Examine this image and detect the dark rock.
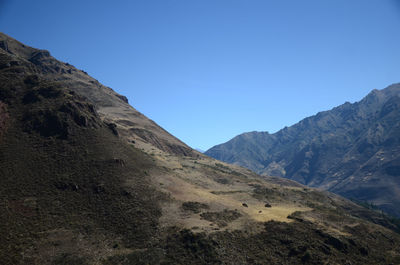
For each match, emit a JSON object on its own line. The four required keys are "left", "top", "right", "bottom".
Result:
{"left": 324, "top": 235, "right": 347, "bottom": 252}
{"left": 106, "top": 122, "right": 118, "bottom": 136}
{"left": 116, "top": 94, "right": 129, "bottom": 103}
{"left": 29, "top": 50, "right": 51, "bottom": 64}
{"left": 0, "top": 40, "right": 9, "bottom": 52}
{"left": 73, "top": 114, "right": 87, "bottom": 127}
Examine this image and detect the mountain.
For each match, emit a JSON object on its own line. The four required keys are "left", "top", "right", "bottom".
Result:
{"left": 206, "top": 84, "right": 400, "bottom": 217}
{"left": 1, "top": 32, "right": 400, "bottom": 264}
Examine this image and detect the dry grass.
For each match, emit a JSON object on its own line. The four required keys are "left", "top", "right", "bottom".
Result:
{"left": 132, "top": 145, "right": 313, "bottom": 233}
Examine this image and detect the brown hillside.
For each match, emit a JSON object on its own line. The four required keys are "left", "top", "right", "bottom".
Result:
{"left": 0, "top": 32, "right": 400, "bottom": 264}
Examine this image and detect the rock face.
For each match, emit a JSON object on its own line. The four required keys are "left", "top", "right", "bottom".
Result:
{"left": 206, "top": 83, "right": 400, "bottom": 217}
{"left": 1, "top": 32, "right": 400, "bottom": 264}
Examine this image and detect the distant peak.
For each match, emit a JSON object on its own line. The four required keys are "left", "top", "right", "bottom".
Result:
{"left": 195, "top": 148, "right": 205, "bottom": 153}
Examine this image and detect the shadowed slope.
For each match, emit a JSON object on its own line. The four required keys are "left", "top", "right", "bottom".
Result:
{"left": 0, "top": 64, "right": 164, "bottom": 263}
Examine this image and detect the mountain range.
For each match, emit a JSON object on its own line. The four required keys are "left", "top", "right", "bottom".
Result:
{"left": 206, "top": 83, "right": 400, "bottom": 217}
{"left": 1, "top": 32, "right": 400, "bottom": 264}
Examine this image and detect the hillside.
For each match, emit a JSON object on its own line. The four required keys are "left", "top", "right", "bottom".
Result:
{"left": 1, "top": 32, "right": 400, "bottom": 264}
{"left": 206, "top": 84, "right": 400, "bottom": 217}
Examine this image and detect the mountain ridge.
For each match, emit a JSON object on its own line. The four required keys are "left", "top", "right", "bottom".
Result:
{"left": 0, "top": 32, "right": 197, "bottom": 158}
{"left": 206, "top": 83, "right": 400, "bottom": 217}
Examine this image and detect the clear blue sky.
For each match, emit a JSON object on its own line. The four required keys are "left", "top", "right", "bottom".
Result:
{"left": 1, "top": 0, "right": 399, "bottom": 150}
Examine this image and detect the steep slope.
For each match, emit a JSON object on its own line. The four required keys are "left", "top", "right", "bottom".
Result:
{"left": 1, "top": 32, "right": 400, "bottom": 264}
{"left": 206, "top": 84, "right": 400, "bottom": 217}
{"left": 0, "top": 33, "right": 196, "bottom": 157}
